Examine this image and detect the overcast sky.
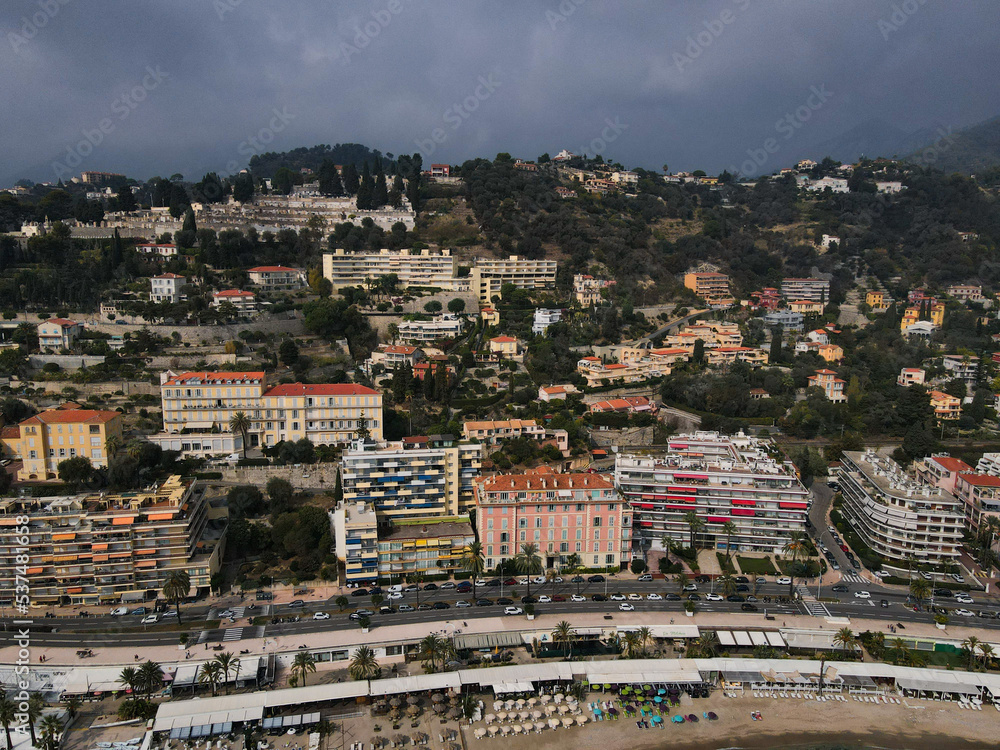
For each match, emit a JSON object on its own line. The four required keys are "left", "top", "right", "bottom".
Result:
{"left": 2, "top": 0, "right": 999, "bottom": 186}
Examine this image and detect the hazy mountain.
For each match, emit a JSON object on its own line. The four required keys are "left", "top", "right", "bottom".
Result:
{"left": 905, "top": 115, "right": 1000, "bottom": 174}
{"left": 809, "top": 118, "right": 937, "bottom": 164}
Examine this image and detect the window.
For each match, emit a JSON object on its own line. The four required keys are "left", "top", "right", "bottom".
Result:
{"left": 487, "top": 532, "right": 493, "bottom": 543}
{"left": 593, "top": 529, "right": 600, "bottom": 540}
{"left": 519, "top": 531, "right": 526, "bottom": 542}
{"left": 89, "top": 425, "right": 100, "bottom": 434}
{"left": 534, "top": 518, "right": 542, "bottom": 528}
{"left": 499, "top": 532, "right": 508, "bottom": 543}
{"left": 576, "top": 504, "right": 584, "bottom": 512}
{"left": 593, "top": 517, "right": 602, "bottom": 527}
{"left": 547, "top": 504, "right": 556, "bottom": 512}
{"left": 576, "top": 542, "right": 582, "bottom": 552}
{"left": 501, "top": 519, "right": 508, "bottom": 530}
{"left": 605, "top": 553, "right": 615, "bottom": 564}
{"left": 518, "top": 518, "right": 527, "bottom": 528}
{"left": 486, "top": 519, "right": 493, "bottom": 530}
{"left": 608, "top": 516, "right": 615, "bottom": 526}
{"left": 560, "top": 542, "right": 568, "bottom": 553}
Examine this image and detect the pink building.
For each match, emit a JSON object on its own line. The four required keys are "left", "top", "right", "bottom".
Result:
{"left": 914, "top": 454, "right": 973, "bottom": 495}
{"left": 953, "top": 472, "right": 1000, "bottom": 537}
{"left": 474, "top": 467, "right": 631, "bottom": 571}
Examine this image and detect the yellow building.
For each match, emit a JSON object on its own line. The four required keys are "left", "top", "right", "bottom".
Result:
{"left": 865, "top": 290, "right": 888, "bottom": 310}
{"left": 683, "top": 272, "right": 734, "bottom": 307}
{"left": 0, "top": 475, "right": 224, "bottom": 605}
{"left": 488, "top": 335, "right": 521, "bottom": 357}
{"left": 789, "top": 299, "right": 824, "bottom": 314}
{"left": 929, "top": 390, "right": 961, "bottom": 422}
{"left": 260, "top": 383, "right": 383, "bottom": 446}
{"left": 900, "top": 303, "right": 945, "bottom": 331}
{"left": 11, "top": 407, "right": 123, "bottom": 482}
{"left": 160, "top": 371, "right": 267, "bottom": 438}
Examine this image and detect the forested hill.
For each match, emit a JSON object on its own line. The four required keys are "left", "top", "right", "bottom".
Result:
{"left": 905, "top": 115, "right": 1000, "bottom": 175}
{"left": 248, "top": 143, "right": 397, "bottom": 177}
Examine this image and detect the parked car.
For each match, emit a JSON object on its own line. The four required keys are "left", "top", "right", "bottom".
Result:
{"left": 647, "top": 593, "right": 663, "bottom": 601}
{"left": 475, "top": 598, "right": 493, "bottom": 606}
{"left": 666, "top": 593, "right": 682, "bottom": 601}
{"left": 775, "top": 577, "right": 792, "bottom": 585}
{"left": 609, "top": 593, "right": 626, "bottom": 601}
{"left": 537, "top": 595, "right": 552, "bottom": 603}
{"left": 954, "top": 608, "right": 975, "bottom": 617}
{"left": 705, "top": 593, "right": 723, "bottom": 602}
{"left": 637, "top": 573, "right": 653, "bottom": 582}
{"left": 454, "top": 600, "right": 471, "bottom": 608}
{"left": 140, "top": 614, "right": 158, "bottom": 624}
{"left": 399, "top": 604, "right": 415, "bottom": 612}
{"left": 726, "top": 594, "right": 745, "bottom": 602}
{"left": 423, "top": 583, "right": 438, "bottom": 591}
{"left": 110, "top": 606, "right": 128, "bottom": 616}
{"left": 131, "top": 607, "right": 148, "bottom": 616}
{"left": 350, "top": 588, "right": 369, "bottom": 597}
{"left": 386, "top": 592, "right": 403, "bottom": 600}
{"left": 520, "top": 596, "right": 537, "bottom": 604}
{"left": 591, "top": 594, "right": 608, "bottom": 602}
{"left": 432, "top": 601, "right": 450, "bottom": 610}
{"left": 740, "top": 603, "right": 758, "bottom": 612}
{"left": 379, "top": 605, "right": 396, "bottom": 614}
{"left": 627, "top": 593, "right": 643, "bottom": 601}
{"left": 496, "top": 598, "right": 514, "bottom": 606}
{"left": 683, "top": 583, "right": 698, "bottom": 591}
{"left": 439, "top": 581, "right": 456, "bottom": 589}
{"left": 551, "top": 595, "right": 566, "bottom": 602}
{"left": 588, "top": 575, "right": 605, "bottom": 583}
{"left": 951, "top": 573, "right": 966, "bottom": 583}
{"left": 417, "top": 603, "right": 433, "bottom": 611}
{"left": 288, "top": 600, "right": 305, "bottom": 608}
{"left": 570, "top": 594, "right": 586, "bottom": 602}
{"left": 349, "top": 609, "right": 374, "bottom": 619}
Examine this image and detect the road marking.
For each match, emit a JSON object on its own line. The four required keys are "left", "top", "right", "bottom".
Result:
{"left": 222, "top": 627, "right": 243, "bottom": 641}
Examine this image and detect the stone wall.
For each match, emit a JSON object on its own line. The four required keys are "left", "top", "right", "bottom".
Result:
{"left": 220, "top": 463, "right": 340, "bottom": 489}
{"left": 29, "top": 354, "right": 106, "bottom": 371}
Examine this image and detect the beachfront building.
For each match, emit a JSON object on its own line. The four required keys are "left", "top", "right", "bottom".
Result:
{"left": 781, "top": 277, "right": 830, "bottom": 304}
{"left": 573, "top": 274, "right": 616, "bottom": 305}
{"left": 247, "top": 265, "right": 304, "bottom": 291}
{"left": 838, "top": 450, "right": 965, "bottom": 566}
{"left": 37, "top": 318, "right": 83, "bottom": 351}
{"left": 615, "top": 432, "right": 810, "bottom": 553}
{"left": 331, "top": 501, "right": 379, "bottom": 586}
{"left": 683, "top": 272, "right": 734, "bottom": 307}
{"left": 11, "top": 407, "right": 123, "bottom": 481}
{"left": 0, "top": 475, "right": 224, "bottom": 606}
{"left": 322, "top": 247, "right": 461, "bottom": 291}
{"left": 377, "top": 517, "right": 476, "bottom": 579}
{"left": 340, "top": 436, "right": 483, "bottom": 520}
{"left": 474, "top": 466, "right": 631, "bottom": 571}
{"left": 396, "top": 313, "right": 465, "bottom": 343}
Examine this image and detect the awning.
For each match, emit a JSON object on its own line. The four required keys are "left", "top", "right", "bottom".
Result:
{"left": 765, "top": 632, "right": 787, "bottom": 648}
{"left": 52, "top": 533, "right": 75, "bottom": 541}
{"left": 733, "top": 631, "right": 753, "bottom": 647}
{"left": 454, "top": 631, "right": 524, "bottom": 650}
{"left": 113, "top": 517, "right": 136, "bottom": 526}
{"left": 896, "top": 677, "right": 980, "bottom": 695}
{"left": 120, "top": 591, "right": 147, "bottom": 602}
{"left": 148, "top": 513, "right": 175, "bottom": 521}
{"left": 749, "top": 632, "right": 769, "bottom": 647}
{"left": 493, "top": 681, "right": 534, "bottom": 694}
{"left": 717, "top": 631, "right": 736, "bottom": 647}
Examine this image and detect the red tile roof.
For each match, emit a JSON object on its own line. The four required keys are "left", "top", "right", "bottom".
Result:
{"left": 959, "top": 473, "right": 1000, "bottom": 487}
{"left": 263, "top": 383, "right": 379, "bottom": 397}
{"left": 43, "top": 318, "right": 78, "bottom": 327}
{"left": 248, "top": 265, "right": 297, "bottom": 273}
{"left": 163, "top": 371, "right": 265, "bottom": 386}
{"left": 930, "top": 456, "right": 972, "bottom": 473}
{"left": 479, "top": 469, "right": 613, "bottom": 492}
{"left": 490, "top": 336, "right": 518, "bottom": 343}
{"left": 214, "top": 289, "right": 254, "bottom": 298}
{"left": 154, "top": 273, "right": 184, "bottom": 279}
{"left": 21, "top": 409, "right": 119, "bottom": 426}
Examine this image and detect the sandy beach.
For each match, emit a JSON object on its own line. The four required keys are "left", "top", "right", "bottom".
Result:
{"left": 439, "top": 691, "right": 998, "bottom": 750}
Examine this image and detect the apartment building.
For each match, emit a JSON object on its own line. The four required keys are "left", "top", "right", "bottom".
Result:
{"left": 331, "top": 501, "right": 379, "bottom": 585}
{"left": 750, "top": 288, "right": 782, "bottom": 311}
{"left": 150, "top": 273, "right": 185, "bottom": 304}
{"left": 865, "top": 290, "right": 889, "bottom": 310}
{"left": 807, "top": 369, "right": 847, "bottom": 402}
{"left": 589, "top": 396, "right": 657, "bottom": 415}
{"left": 429, "top": 164, "right": 450, "bottom": 178}
{"left": 259, "top": 383, "right": 382, "bottom": 445}
{"left": 788, "top": 299, "right": 824, "bottom": 315}
{"left": 160, "top": 371, "right": 267, "bottom": 440}
{"left": 212, "top": 289, "right": 256, "bottom": 315}
{"left": 397, "top": 313, "right": 465, "bottom": 343}
{"left": 953, "top": 472, "right": 1000, "bottom": 538}
{"left": 615, "top": 432, "right": 810, "bottom": 553}
{"left": 0, "top": 475, "right": 224, "bottom": 605}
{"left": 462, "top": 419, "right": 544, "bottom": 444}
{"left": 468, "top": 255, "right": 558, "bottom": 303}
{"left": 322, "top": 248, "right": 460, "bottom": 291}
{"left": 946, "top": 284, "right": 984, "bottom": 302}
{"left": 683, "top": 272, "right": 734, "bottom": 307}
{"left": 573, "top": 274, "right": 615, "bottom": 305}
{"left": 838, "top": 450, "right": 965, "bottom": 565}
{"left": 377, "top": 517, "right": 475, "bottom": 579}
{"left": 705, "top": 347, "right": 769, "bottom": 367}
{"left": 341, "top": 437, "right": 482, "bottom": 520}
{"left": 913, "top": 454, "right": 973, "bottom": 495}
{"left": 664, "top": 322, "right": 742, "bottom": 350}
{"left": 136, "top": 243, "right": 178, "bottom": 259}
{"left": 762, "top": 309, "right": 804, "bottom": 331}
{"left": 474, "top": 466, "right": 631, "bottom": 571}
{"left": 532, "top": 308, "right": 563, "bottom": 335}
{"left": 781, "top": 277, "right": 830, "bottom": 304}
{"left": 365, "top": 344, "right": 423, "bottom": 374}
{"left": 929, "top": 390, "right": 962, "bottom": 422}
{"left": 576, "top": 356, "right": 673, "bottom": 387}
{"left": 247, "top": 266, "right": 304, "bottom": 291}
{"left": 897, "top": 368, "right": 926, "bottom": 387}
{"left": 37, "top": 318, "right": 82, "bottom": 351}
{"left": 942, "top": 355, "right": 979, "bottom": 384}
{"left": 12, "top": 407, "right": 123, "bottom": 481}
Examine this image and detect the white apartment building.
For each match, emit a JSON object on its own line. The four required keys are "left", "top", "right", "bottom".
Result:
{"left": 322, "top": 248, "right": 461, "bottom": 291}
{"left": 838, "top": 450, "right": 965, "bottom": 566}
{"left": 532, "top": 308, "right": 563, "bottom": 335}
{"left": 212, "top": 289, "right": 257, "bottom": 315}
{"left": 781, "top": 277, "right": 830, "bottom": 304}
{"left": 468, "top": 255, "right": 558, "bottom": 302}
{"left": 137, "top": 243, "right": 178, "bottom": 259}
{"left": 397, "top": 313, "right": 465, "bottom": 343}
{"left": 150, "top": 273, "right": 185, "bottom": 303}
{"left": 615, "top": 432, "right": 810, "bottom": 553}
{"left": 247, "top": 266, "right": 304, "bottom": 291}
{"left": 37, "top": 318, "right": 83, "bottom": 351}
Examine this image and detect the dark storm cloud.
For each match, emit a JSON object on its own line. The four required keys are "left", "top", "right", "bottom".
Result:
{"left": 1, "top": 0, "right": 998, "bottom": 185}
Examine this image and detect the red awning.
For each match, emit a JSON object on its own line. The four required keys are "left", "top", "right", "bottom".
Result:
{"left": 731, "top": 499, "right": 756, "bottom": 506}
{"left": 731, "top": 508, "right": 755, "bottom": 517}
{"left": 779, "top": 502, "right": 808, "bottom": 509}
{"left": 706, "top": 516, "right": 728, "bottom": 523}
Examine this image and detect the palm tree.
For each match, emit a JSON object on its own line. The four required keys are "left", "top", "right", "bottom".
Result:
{"left": 418, "top": 634, "right": 447, "bottom": 673}
{"left": 137, "top": 660, "right": 163, "bottom": 700}
{"left": 694, "top": 632, "right": 718, "bottom": 658}
{"left": 26, "top": 692, "right": 44, "bottom": 746}
{"left": 890, "top": 637, "right": 909, "bottom": 666}
{"left": 552, "top": 621, "right": 577, "bottom": 658}
{"left": 348, "top": 646, "right": 380, "bottom": 681}
{"left": 125, "top": 440, "right": 144, "bottom": 460}
{"left": 673, "top": 572, "right": 690, "bottom": 596}
{"left": 515, "top": 543, "right": 542, "bottom": 599}
{"left": 565, "top": 553, "right": 583, "bottom": 595}
{"left": 198, "top": 661, "right": 223, "bottom": 696}
{"left": 621, "top": 632, "right": 643, "bottom": 659}
{"left": 229, "top": 411, "right": 251, "bottom": 459}
{"left": 717, "top": 574, "right": 738, "bottom": 597}
{"left": 105, "top": 434, "right": 123, "bottom": 458}
{"left": 721, "top": 520, "right": 738, "bottom": 565}
{"left": 0, "top": 691, "right": 13, "bottom": 750}
{"left": 291, "top": 652, "right": 317, "bottom": 687}
{"left": 163, "top": 570, "right": 191, "bottom": 624}
{"left": 962, "top": 636, "right": 982, "bottom": 671}
{"left": 909, "top": 578, "right": 931, "bottom": 608}
{"left": 683, "top": 511, "right": 704, "bottom": 550}
{"left": 461, "top": 541, "right": 486, "bottom": 602}
{"left": 214, "top": 652, "right": 240, "bottom": 695}
{"left": 978, "top": 642, "right": 995, "bottom": 669}
{"left": 64, "top": 696, "right": 81, "bottom": 721}
{"left": 637, "top": 626, "right": 653, "bottom": 656}
{"left": 782, "top": 531, "right": 808, "bottom": 596}
{"left": 833, "top": 627, "right": 856, "bottom": 658}
{"left": 39, "top": 715, "right": 64, "bottom": 750}
{"left": 118, "top": 666, "right": 139, "bottom": 693}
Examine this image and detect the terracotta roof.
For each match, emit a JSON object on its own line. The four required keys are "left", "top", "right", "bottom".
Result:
{"left": 959, "top": 473, "right": 1000, "bottom": 487}
{"left": 42, "top": 318, "right": 78, "bottom": 327}
{"left": 381, "top": 345, "right": 417, "bottom": 355}
{"left": 154, "top": 273, "right": 184, "bottom": 279}
{"left": 814, "top": 369, "right": 838, "bottom": 375}
{"left": 541, "top": 386, "right": 567, "bottom": 394}
{"left": 480, "top": 469, "right": 614, "bottom": 493}
{"left": 1, "top": 425, "right": 20, "bottom": 439}
{"left": 928, "top": 390, "right": 958, "bottom": 401}
{"left": 930, "top": 456, "right": 972, "bottom": 473}
{"left": 490, "top": 336, "right": 518, "bottom": 343}
{"left": 248, "top": 265, "right": 297, "bottom": 273}
{"left": 163, "top": 371, "right": 265, "bottom": 386}
{"left": 214, "top": 289, "right": 254, "bottom": 298}
{"left": 264, "top": 383, "right": 379, "bottom": 397}
{"left": 21, "top": 409, "right": 119, "bottom": 426}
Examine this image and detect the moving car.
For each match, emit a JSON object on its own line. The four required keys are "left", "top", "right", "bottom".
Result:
{"left": 399, "top": 604, "right": 415, "bottom": 612}
{"left": 831, "top": 584, "right": 849, "bottom": 593}
{"left": 454, "top": 600, "right": 471, "bottom": 608}
{"left": 570, "top": 594, "right": 586, "bottom": 602}
{"left": 110, "top": 606, "right": 128, "bottom": 616}
{"left": 954, "top": 608, "right": 974, "bottom": 617}
{"left": 140, "top": 614, "right": 158, "bottom": 624}
{"left": 619, "top": 603, "right": 635, "bottom": 611}
{"left": 610, "top": 593, "right": 626, "bottom": 601}
{"left": 683, "top": 583, "right": 698, "bottom": 591}
{"left": 646, "top": 593, "right": 663, "bottom": 601}
{"left": 475, "top": 599, "right": 493, "bottom": 607}
{"left": 588, "top": 575, "right": 605, "bottom": 583}
{"left": 387, "top": 592, "right": 403, "bottom": 600}
{"left": 288, "top": 600, "right": 305, "bottom": 608}
{"left": 439, "top": 581, "right": 456, "bottom": 589}
{"left": 591, "top": 594, "right": 608, "bottom": 602}
{"left": 705, "top": 593, "right": 723, "bottom": 602}
{"left": 775, "top": 577, "right": 792, "bottom": 585}
{"left": 313, "top": 611, "right": 330, "bottom": 620}
{"left": 628, "top": 593, "right": 643, "bottom": 601}
{"left": 350, "top": 588, "right": 369, "bottom": 597}
{"left": 740, "top": 603, "right": 758, "bottom": 612}
{"left": 349, "top": 609, "right": 375, "bottom": 619}
{"left": 503, "top": 606, "right": 523, "bottom": 616}
{"left": 637, "top": 573, "right": 653, "bottom": 582}
{"left": 854, "top": 591, "right": 871, "bottom": 599}
{"left": 537, "top": 595, "right": 552, "bottom": 603}
{"left": 433, "top": 601, "right": 450, "bottom": 609}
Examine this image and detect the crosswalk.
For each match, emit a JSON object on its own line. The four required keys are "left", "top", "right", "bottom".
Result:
{"left": 840, "top": 572, "right": 866, "bottom": 584}
{"left": 803, "top": 600, "right": 831, "bottom": 617}
{"left": 208, "top": 606, "right": 247, "bottom": 620}
{"left": 222, "top": 627, "right": 243, "bottom": 641}
{"left": 194, "top": 625, "right": 265, "bottom": 644}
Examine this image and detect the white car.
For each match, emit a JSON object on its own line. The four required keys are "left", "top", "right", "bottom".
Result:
{"left": 873, "top": 570, "right": 887, "bottom": 578}
{"left": 475, "top": 579, "right": 487, "bottom": 587}
{"left": 776, "top": 577, "right": 792, "bottom": 585}
{"left": 532, "top": 576, "right": 547, "bottom": 584}
{"left": 610, "top": 593, "right": 626, "bottom": 601}
{"left": 537, "top": 595, "right": 552, "bottom": 603}
{"left": 954, "top": 596, "right": 974, "bottom": 605}
{"left": 627, "top": 593, "right": 643, "bottom": 601}
{"left": 705, "top": 593, "right": 723, "bottom": 602}
{"left": 683, "top": 583, "right": 698, "bottom": 591}
{"left": 110, "top": 606, "right": 128, "bottom": 616}
{"left": 141, "top": 614, "right": 158, "bottom": 624}
{"left": 619, "top": 603, "right": 635, "bottom": 611}
{"left": 570, "top": 594, "right": 586, "bottom": 602}
{"left": 646, "top": 593, "right": 663, "bottom": 601}
{"left": 387, "top": 584, "right": 403, "bottom": 594}
{"left": 516, "top": 577, "right": 529, "bottom": 585}
{"left": 313, "top": 611, "right": 330, "bottom": 620}
{"left": 828, "top": 526, "right": 836, "bottom": 534}
{"left": 503, "top": 606, "right": 523, "bottom": 616}
{"left": 854, "top": 591, "right": 871, "bottom": 599}
{"left": 454, "top": 600, "right": 471, "bottom": 608}
{"left": 954, "top": 608, "right": 975, "bottom": 617}
{"left": 551, "top": 577, "right": 563, "bottom": 583}
{"left": 386, "top": 592, "right": 403, "bottom": 600}
{"left": 951, "top": 573, "right": 966, "bottom": 583}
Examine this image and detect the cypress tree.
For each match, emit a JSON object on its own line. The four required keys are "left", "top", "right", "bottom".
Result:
{"left": 373, "top": 173, "right": 388, "bottom": 208}
{"left": 356, "top": 162, "right": 373, "bottom": 210}
{"left": 341, "top": 163, "right": 360, "bottom": 195}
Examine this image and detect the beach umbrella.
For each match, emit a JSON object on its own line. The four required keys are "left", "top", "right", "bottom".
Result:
{"left": 447, "top": 708, "right": 461, "bottom": 719}
{"left": 433, "top": 694, "right": 445, "bottom": 703}
{"left": 554, "top": 693, "right": 564, "bottom": 702}
{"left": 433, "top": 704, "right": 445, "bottom": 714}
{"left": 487, "top": 726, "right": 499, "bottom": 737}
{"left": 496, "top": 711, "right": 507, "bottom": 722}
{"left": 473, "top": 729, "right": 486, "bottom": 740}
{"left": 527, "top": 697, "right": 538, "bottom": 707}
{"left": 530, "top": 710, "right": 542, "bottom": 720}
{"left": 407, "top": 705, "right": 420, "bottom": 716}
{"left": 653, "top": 696, "right": 662, "bottom": 704}
{"left": 575, "top": 715, "right": 588, "bottom": 726}
{"left": 510, "top": 725, "right": 521, "bottom": 735}
{"left": 484, "top": 715, "right": 495, "bottom": 725}
{"left": 390, "top": 698, "right": 403, "bottom": 708}
{"left": 492, "top": 701, "right": 503, "bottom": 711}
{"left": 516, "top": 699, "right": 526, "bottom": 708}
{"left": 533, "top": 722, "right": 546, "bottom": 733}
{"left": 407, "top": 695, "right": 420, "bottom": 705}
{"left": 561, "top": 717, "right": 574, "bottom": 728}
{"left": 504, "top": 700, "right": 514, "bottom": 711}
{"left": 544, "top": 705, "right": 557, "bottom": 715}
{"left": 547, "top": 719, "right": 559, "bottom": 730}
{"left": 557, "top": 705, "right": 569, "bottom": 715}
{"left": 499, "top": 726, "right": 511, "bottom": 736}
{"left": 539, "top": 695, "right": 551, "bottom": 704}
{"left": 393, "top": 735, "right": 408, "bottom": 746}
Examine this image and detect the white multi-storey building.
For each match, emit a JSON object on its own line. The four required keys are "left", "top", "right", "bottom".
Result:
{"left": 322, "top": 248, "right": 462, "bottom": 291}
{"left": 532, "top": 308, "right": 563, "bottom": 335}
{"left": 150, "top": 273, "right": 185, "bottom": 303}
{"left": 397, "top": 313, "right": 465, "bottom": 343}
{"left": 615, "top": 432, "right": 810, "bottom": 553}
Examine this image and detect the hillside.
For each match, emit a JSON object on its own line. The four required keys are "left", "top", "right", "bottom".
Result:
{"left": 905, "top": 115, "right": 1000, "bottom": 174}
{"left": 247, "top": 143, "right": 397, "bottom": 177}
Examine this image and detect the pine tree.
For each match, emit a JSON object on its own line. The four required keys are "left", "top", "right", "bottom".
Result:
{"left": 406, "top": 175, "right": 421, "bottom": 212}
{"left": 389, "top": 174, "right": 405, "bottom": 207}
{"left": 769, "top": 325, "right": 783, "bottom": 363}
{"left": 110, "top": 229, "right": 124, "bottom": 267}
{"left": 117, "top": 184, "right": 137, "bottom": 212}
{"left": 341, "top": 163, "right": 360, "bottom": 195}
